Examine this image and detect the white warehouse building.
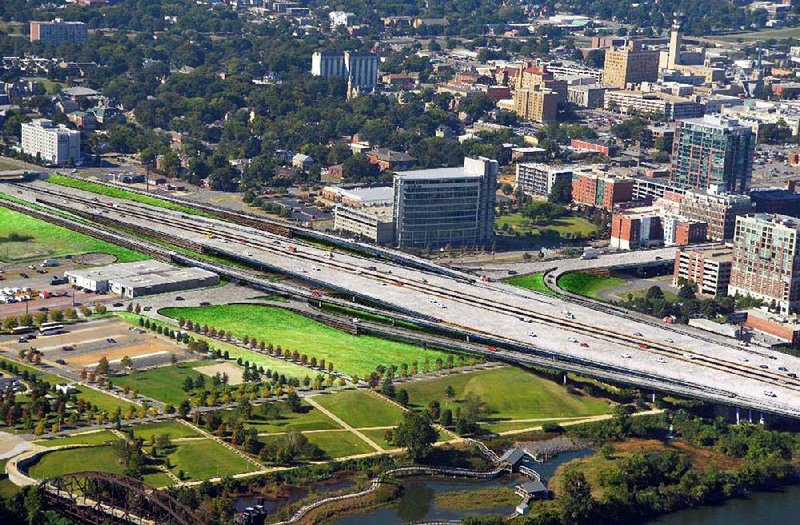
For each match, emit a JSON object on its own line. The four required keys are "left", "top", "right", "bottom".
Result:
{"left": 64, "top": 260, "right": 219, "bottom": 298}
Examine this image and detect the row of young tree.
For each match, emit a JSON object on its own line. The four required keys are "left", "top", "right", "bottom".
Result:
{"left": 0, "top": 304, "right": 107, "bottom": 331}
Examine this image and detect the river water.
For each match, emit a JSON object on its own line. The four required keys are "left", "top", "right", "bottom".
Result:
{"left": 647, "top": 484, "right": 800, "bottom": 525}
{"left": 333, "top": 449, "right": 594, "bottom": 525}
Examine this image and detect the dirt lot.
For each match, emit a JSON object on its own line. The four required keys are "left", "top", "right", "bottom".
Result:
{"left": 194, "top": 362, "right": 244, "bottom": 385}
{"left": 0, "top": 318, "right": 190, "bottom": 372}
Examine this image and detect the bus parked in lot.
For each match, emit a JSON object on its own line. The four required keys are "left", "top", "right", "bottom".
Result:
{"left": 38, "top": 322, "right": 65, "bottom": 336}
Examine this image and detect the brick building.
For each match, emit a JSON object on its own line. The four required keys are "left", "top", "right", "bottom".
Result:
{"left": 673, "top": 245, "right": 732, "bottom": 296}
{"left": 571, "top": 168, "right": 634, "bottom": 211}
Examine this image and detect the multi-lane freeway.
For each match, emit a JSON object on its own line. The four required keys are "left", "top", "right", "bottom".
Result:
{"left": 6, "top": 180, "right": 800, "bottom": 418}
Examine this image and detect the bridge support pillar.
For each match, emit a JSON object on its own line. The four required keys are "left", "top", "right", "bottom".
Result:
{"left": 736, "top": 407, "right": 740, "bottom": 425}
{"left": 759, "top": 411, "right": 765, "bottom": 426}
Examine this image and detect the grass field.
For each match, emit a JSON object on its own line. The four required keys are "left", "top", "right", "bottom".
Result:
{"left": 304, "top": 430, "right": 374, "bottom": 458}
{"left": 241, "top": 401, "right": 340, "bottom": 434}
{"left": 312, "top": 390, "right": 405, "bottom": 428}
{"left": 359, "top": 428, "right": 396, "bottom": 450}
{"left": 48, "top": 175, "right": 210, "bottom": 218}
{"left": 504, "top": 272, "right": 557, "bottom": 296}
{"left": 165, "top": 439, "right": 258, "bottom": 480}
{"left": 73, "top": 384, "right": 136, "bottom": 413}
{"left": 159, "top": 304, "right": 453, "bottom": 377}
{"left": 0, "top": 460, "right": 19, "bottom": 498}
{"left": 557, "top": 272, "right": 625, "bottom": 300}
{"left": 402, "top": 367, "right": 611, "bottom": 426}
{"left": 129, "top": 420, "right": 200, "bottom": 441}
{"left": 0, "top": 206, "right": 146, "bottom": 263}
{"left": 28, "top": 445, "right": 125, "bottom": 479}
{"left": 35, "top": 430, "right": 119, "bottom": 448}
{"left": 112, "top": 361, "right": 216, "bottom": 405}
{"left": 496, "top": 212, "right": 599, "bottom": 240}
{"left": 717, "top": 26, "right": 800, "bottom": 42}
{"left": 115, "top": 312, "right": 310, "bottom": 381}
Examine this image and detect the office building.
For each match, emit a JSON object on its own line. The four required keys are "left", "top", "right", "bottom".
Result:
{"left": 677, "top": 190, "right": 752, "bottom": 241}
{"left": 729, "top": 214, "right": 800, "bottom": 314}
{"left": 673, "top": 246, "right": 733, "bottom": 296}
{"left": 333, "top": 205, "right": 395, "bottom": 244}
{"left": 567, "top": 84, "right": 607, "bottom": 108}
{"left": 64, "top": 261, "right": 218, "bottom": 298}
{"left": 610, "top": 208, "right": 664, "bottom": 250}
{"left": 670, "top": 115, "right": 755, "bottom": 194}
{"left": 20, "top": 118, "right": 80, "bottom": 166}
{"left": 321, "top": 186, "right": 394, "bottom": 207}
{"left": 515, "top": 163, "right": 573, "bottom": 199}
{"left": 393, "top": 157, "right": 497, "bottom": 248}
{"left": 311, "top": 51, "right": 379, "bottom": 93}
{"left": 29, "top": 19, "right": 88, "bottom": 44}
{"left": 663, "top": 216, "right": 708, "bottom": 246}
{"left": 603, "top": 90, "right": 702, "bottom": 120}
{"left": 602, "top": 40, "right": 660, "bottom": 88}
{"left": 571, "top": 168, "right": 634, "bottom": 211}
{"left": 513, "top": 87, "right": 559, "bottom": 123}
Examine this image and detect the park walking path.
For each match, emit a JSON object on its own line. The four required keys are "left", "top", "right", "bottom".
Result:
{"left": 176, "top": 418, "right": 263, "bottom": 469}
{"left": 304, "top": 396, "right": 384, "bottom": 452}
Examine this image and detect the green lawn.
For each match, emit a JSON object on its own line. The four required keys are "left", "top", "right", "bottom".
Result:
{"left": 312, "top": 390, "right": 405, "bottom": 428}
{"left": 241, "top": 401, "right": 340, "bottom": 434}
{"left": 115, "top": 312, "right": 311, "bottom": 381}
{"left": 72, "top": 384, "right": 136, "bottom": 414}
{"left": 505, "top": 272, "right": 557, "bottom": 296}
{"left": 35, "top": 430, "right": 119, "bottom": 448}
{"left": 557, "top": 272, "right": 625, "bottom": 300}
{"left": 359, "top": 428, "right": 397, "bottom": 450}
{"left": 48, "top": 175, "right": 211, "bottom": 217}
{"left": 112, "top": 361, "right": 215, "bottom": 405}
{"left": 129, "top": 420, "right": 200, "bottom": 441}
{"left": 158, "top": 304, "right": 453, "bottom": 377}
{"left": 0, "top": 206, "right": 147, "bottom": 263}
{"left": 0, "top": 460, "right": 20, "bottom": 498}
{"left": 402, "top": 367, "right": 611, "bottom": 424}
{"left": 28, "top": 445, "right": 125, "bottom": 479}
{"left": 496, "top": 212, "right": 599, "bottom": 240}
{"left": 165, "top": 439, "right": 258, "bottom": 480}
{"left": 304, "top": 430, "right": 375, "bottom": 458}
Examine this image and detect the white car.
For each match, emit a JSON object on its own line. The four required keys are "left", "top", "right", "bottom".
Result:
{"left": 665, "top": 338, "right": 674, "bottom": 343}
{"left": 527, "top": 332, "right": 537, "bottom": 338}
{"left": 764, "top": 390, "right": 776, "bottom": 398}
{"left": 568, "top": 337, "right": 578, "bottom": 343}
{"left": 683, "top": 353, "right": 696, "bottom": 360}
{"left": 655, "top": 357, "right": 666, "bottom": 363}
{"left": 633, "top": 332, "right": 643, "bottom": 337}
{"left": 621, "top": 353, "right": 632, "bottom": 359}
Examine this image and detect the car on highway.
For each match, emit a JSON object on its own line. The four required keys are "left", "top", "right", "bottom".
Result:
{"left": 764, "top": 390, "right": 777, "bottom": 397}
{"left": 112, "top": 302, "right": 124, "bottom": 307}
{"left": 55, "top": 359, "right": 67, "bottom": 365}
{"left": 175, "top": 296, "right": 184, "bottom": 301}
{"left": 200, "top": 301, "right": 211, "bottom": 306}
{"left": 568, "top": 337, "right": 578, "bottom": 343}
{"left": 17, "top": 337, "right": 27, "bottom": 343}
{"left": 760, "top": 364, "right": 769, "bottom": 369}
{"left": 527, "top": 331, "right": 537, "bottom": 338}
{"left": 778, "top": 366, "right": 788, "bottom": 372}
{"left": 106, "top": 338, "right": 116, "bottom": 343}
{"left": 620, "top": 353, "right": 632, "bottom": 358}
{"left": 580, "top": 342, "right": 590, "bottom": 348}
{"left": 62, "top": 345, "right": 74, "bottom": 351}
{"left": 683, "top": 353, "right": 696, "bottom": 359}
{"left": 789, "top": 373, "right": 798, "bottom": 378}
{"left": 655, "top": 357, "right": 666, "bottom": 363}
{"left": 143, "top": 306, "right": 152, "bottom": 311}
{"left": 633, "top": 332, "right": 642, "bottom": 337}
{"left": 638, "top": 343, "right": 649, "bottom": 349}
{"left": 665, "top": 338, "right": 674, "bottom": 343}
{"left": 520, "top": 317, "right": 532, "bottom": 323}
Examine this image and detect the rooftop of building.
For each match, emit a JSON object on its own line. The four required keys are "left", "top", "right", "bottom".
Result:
{"left": 64, "top": 260, "right": 216, "bottom": 283}
{"left": 366, "top": 148, "right": 416, "bottom": 162}
{"left": 395, "top": 166, "right": 483, "bottom": 181}
{"left": 325, "top": 185, "right": 394, "bottom": 204}
{"left": 678, "top": 114, "right": 749, "bottom": 130}
{"left": 336, "top": 203, "right": 394, "bottom": 220}
{"left": 740, "top": 213, "right": 800, "bottom": 229}
{"left": 684, "top": 244, "right": 733, "bottom": 262}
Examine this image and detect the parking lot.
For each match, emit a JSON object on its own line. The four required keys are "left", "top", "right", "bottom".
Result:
{"left": 0, "top": 318, "right": 192, "bottom": 373}
{"left": 0, "top": 258, "right": 117, "bottom": 318}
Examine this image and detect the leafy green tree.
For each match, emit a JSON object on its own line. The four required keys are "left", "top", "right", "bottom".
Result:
{"left": 559, "top": 467, "right": 596, "bottom": 524}
{"left": 393, "top": 411, "right": 439, "bottom": 462}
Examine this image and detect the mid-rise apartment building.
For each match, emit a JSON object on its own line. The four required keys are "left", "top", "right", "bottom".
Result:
{"left": 677, "top": 190, "right": 753, "bottom": 241}
{"left": 729, "top": 214, "right": 800, "bottom": 314}
{"left": 311, "top": 51, "right": 379, "bottom": 93}
{"left": 602, "top": 40, "right": 660, "bottom": 88}
{"left": 567, "top": 84, "right": 607, "bottom": 108}
{"left": 673, "top": 246, "right": 733, "bottom": 296}
{"left": 30, "top": 19, "right": 88, "bottom": 44}
{"left": 610, "top": 208, "right": 664, "bottom": 250}
{"left": 571, "top": 168, "right": 634, "bottom": 211}
{"left": 514, "top": 65, "right": 567, "bottom": 101}
{"left": 515, "top": 163, "right": 573, "bottom": 199}
{"left": 670, "top": 115, "right": 754, "bottom": 194}
{"left": 513, "top": 87, "right": 559, "bottom": 123}
{"left": 20, "top": 118, "right": 80, "bottom": 165}
{"left": 393, "top": 157, "right": 497, "bottom": 248}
